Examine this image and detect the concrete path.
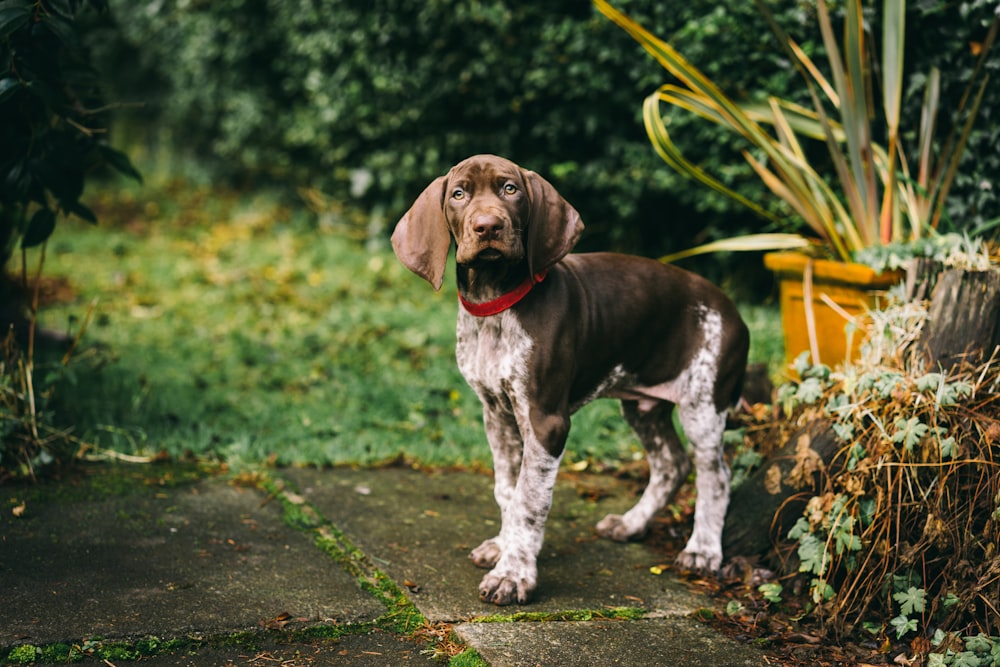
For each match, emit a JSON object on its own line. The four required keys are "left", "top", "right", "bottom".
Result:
{"left": 1, "top": 464, "right": 765, "bottom": 665}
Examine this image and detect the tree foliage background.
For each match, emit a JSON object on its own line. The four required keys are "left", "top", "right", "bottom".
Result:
{"left": 82, "top": 0, "right": 1000, "bottom": 283}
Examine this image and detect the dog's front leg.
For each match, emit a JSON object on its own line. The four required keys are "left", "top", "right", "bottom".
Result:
{"left": 470, "top": 405, "right": 522, "bottom": 570}
{"left": 478, "top": 413, "right": 566, "bottom": 605}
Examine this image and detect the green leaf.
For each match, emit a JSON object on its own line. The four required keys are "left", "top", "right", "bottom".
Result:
{"left": 835, "top": 524, "right": 861, "bottom": 554}
{"left": 858, "top": 498, "right": 876, "bottom": 526}
{"left": 40, "top": 14, "right": 83, "bottom": 55}
{"left": 916, "top": 373, "right": 943, "bottom": 392}
{"left": 892, "top": 417, "right": 928, "bottom": 453}
{"left": 940, "top": 436, "right": 957, "bottom": 459}
{"left": 63, "top": 200, "right": 96, "bottom": 224}
{"left": 890, "top": 613, "right": 918, "bottom": 639}
{"left": 926, "top": 653, "right": 947, "bottom": 667}
{"left": 796, "top": 377, "right": 824, "bottom": 404}
{"left": 939, "top": 381, "right": 972, "bottom": 407}
{"left": 21, "top": 207, "right": 56, "bottom": 248}
{"left": 0, "top": 5, "right": 30, "bottom": 41}
{"left": 951, "top": 652, "right": 982, "bottom": 667}
{"left": 787, "top": 516, "right": 811, "bottom": 540}
{"left": 44, "top": 0, "right": 76, "bottom": 19}
{"left": 758, "top": 582, "right": 783, "bottom": 603}
{"left": 99, "top": 146, "right": 143, "bottom": 183}
{"left": 658, "top": 233, "right": 811, "bottom": 264}
{"left": 797, "top": 533, "right": 829, "bottom": 576}
{"left": 964, "top": 634, "right": 992, "bottom": 654}
{"left": 810, "top": 578, "right": 835, "bottom": 603}
{"left": 892, "top": 586, "right": 926, "bottom": 615}
{"left": 0, "top": 76, "right": 18, "bottom": 104}
{"left": 832, "top": 421, "right": 854, "bottom": 442}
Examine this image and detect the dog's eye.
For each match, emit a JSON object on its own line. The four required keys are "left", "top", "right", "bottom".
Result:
{"left": 452, "top": 188, "right": 465, "bottom": 200}
{"left": 503, "top": 183, "right": 517, "bottom": 195}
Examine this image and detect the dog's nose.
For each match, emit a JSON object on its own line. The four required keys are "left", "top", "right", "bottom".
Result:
{"left": 472, "top": 214, "right": 504, "bottom": 240}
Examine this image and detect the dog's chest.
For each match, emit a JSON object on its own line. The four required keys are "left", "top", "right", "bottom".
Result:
{"left": 455, "top": 311, "right": 533, "bottom": 402}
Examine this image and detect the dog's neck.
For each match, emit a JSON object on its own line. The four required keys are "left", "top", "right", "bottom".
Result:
{"left": 456, "top": 261, "right": 532, "bottom": 305}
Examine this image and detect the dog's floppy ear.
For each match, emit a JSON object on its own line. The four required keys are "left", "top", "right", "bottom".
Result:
{"left": 391, "top": 175, "right": 451, "bottom": 291}
{"left": 521, "top": 168, "right": 584, "bottom": 276}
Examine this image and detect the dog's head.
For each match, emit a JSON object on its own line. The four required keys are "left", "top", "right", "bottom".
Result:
{"left": 391, "top": 154, "right": 583, "bottom": 290}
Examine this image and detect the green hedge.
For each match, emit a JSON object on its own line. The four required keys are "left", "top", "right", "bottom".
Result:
{"left": 92, "top": 0, "right": 999, "bottom": 274}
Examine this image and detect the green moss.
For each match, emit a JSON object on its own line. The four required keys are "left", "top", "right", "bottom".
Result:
{"left": 377, "top": 597, "right": 426, "bottom": 635}
{"left": 290, "top": 623, "right": 362, "bottom": 642}
{"left": 693, "top": 607, "right": 717, "bottom": 621}
{"left": 6, "top": 645, "right": 39, "bottom": 664}
{"left": 38, "top": 643, "right": 79, "bottom": 663}
{"left": 449, "top": 648, "right": 490, "bottom": 667}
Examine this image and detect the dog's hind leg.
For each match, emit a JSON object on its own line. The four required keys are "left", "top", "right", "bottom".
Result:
{"left": 674, "top": 402, "right": 729, "bottom": 572}
{"left": 596, "top": 400, "right": 690, "bottom": 542}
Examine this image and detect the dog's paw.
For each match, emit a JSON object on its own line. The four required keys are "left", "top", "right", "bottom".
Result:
{"left": 675, "top": 548, "right": 722, "bottom": 573}
{"left": 595, "top": 513, "right": 647, "bottom": 542}
{"left": 469, "top": 538, "right": 502, "bottom": 569}
{"left": 479, "top": 570, "right": 534, "bottom": 606}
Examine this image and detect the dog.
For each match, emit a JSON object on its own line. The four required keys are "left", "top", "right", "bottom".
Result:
{"left": 391, "top": 155, "right": 749, "bottom": 605}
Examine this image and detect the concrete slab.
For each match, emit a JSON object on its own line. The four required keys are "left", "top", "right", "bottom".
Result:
{"left": 1, "top": 464, "right": 777, "bottom": 666}
{"left": 0, "top": 469, "right": 384, "bottom": 647}
{"left": 454, "top": 618, "right": 765, "bottom": 667}
{"left": 283, "top": 467, "right": 706, "bottom": 622}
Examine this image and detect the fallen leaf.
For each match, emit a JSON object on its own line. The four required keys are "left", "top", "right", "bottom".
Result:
{"left": 764, "top": 464, "right": 783, "bottom": 495}
{"left": 786, "top": 432, "right": 823, "bottom": 488}
{"left": 259, "top": 612, "right": 292, "bottom": 630}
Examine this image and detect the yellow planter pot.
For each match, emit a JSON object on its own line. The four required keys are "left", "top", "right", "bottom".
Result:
{"left": 764, "top": 252, "right": 904, "bottom": 370}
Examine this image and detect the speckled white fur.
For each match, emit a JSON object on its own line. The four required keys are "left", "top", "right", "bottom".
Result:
{"left": 460, "top": 305, "right": 731, "bottom": 602}
{"left": 457, "top": 309, "right": 563, "bottom": 604}
{"left": 593, "top": 307, "right": 730, "bottom": 570}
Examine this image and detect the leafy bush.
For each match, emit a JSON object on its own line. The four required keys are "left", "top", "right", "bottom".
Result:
{"left": 93, "top": 1, "right": 999, "bottom": 268}
{"left": 764, "top": 299, "right": 1000, "bottom": 641}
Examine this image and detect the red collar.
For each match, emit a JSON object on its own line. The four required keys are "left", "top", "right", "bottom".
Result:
{"left": 459, "top": 270, "right": 548, "bottom": 317}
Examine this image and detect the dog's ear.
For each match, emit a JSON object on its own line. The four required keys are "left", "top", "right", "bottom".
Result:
{"left": 391, "top": 175, "right": 451, "bottom": 291}
{"left": 521, "top": 168, "right": 584, "bottom": 276}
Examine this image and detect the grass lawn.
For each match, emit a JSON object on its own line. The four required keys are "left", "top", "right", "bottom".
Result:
{"left": 28, "top": 179, "right": 783, "bottom": 470}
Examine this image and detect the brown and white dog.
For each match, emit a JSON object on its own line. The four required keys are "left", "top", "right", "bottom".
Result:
{"left": 391, "top": 155, "right": 749, "bottom": 606}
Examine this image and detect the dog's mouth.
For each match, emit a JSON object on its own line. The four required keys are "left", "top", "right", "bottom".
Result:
{"left": 456, "top": 239, "right": 522, "bottom": 266}
{"left": 475, "top": 248, "right": 505, "bottom": 261}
